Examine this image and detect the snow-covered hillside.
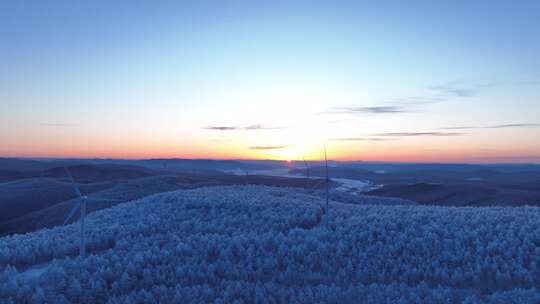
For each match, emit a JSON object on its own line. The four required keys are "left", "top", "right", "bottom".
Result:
{"left": 1, "top": 186, "right": 539, "bottom": 303}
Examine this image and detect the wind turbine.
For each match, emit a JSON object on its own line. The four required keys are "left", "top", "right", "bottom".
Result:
{"left": 302, "top": 156, "right": 310, "bottom": 180}
{"left": 63, "top": 167, "right": 121, "bottom": 258}
{"left": 324, "top": 145, "right": 329, "bottom": 213}
{"left": 304, "top": 147, "right": 330, "bottom": 214}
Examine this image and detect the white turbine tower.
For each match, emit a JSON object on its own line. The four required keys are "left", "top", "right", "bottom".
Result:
{"left": 324, "top": 145, "right": 329, "bottom": 213}
{"left": 304, "top": 147, "right": 330, "bottom": 214}
{"left": 63, "top": 167, "right": 121, "bottom": 258}
{"left": 302, "top": 156, "right": 310, "bottom": 180}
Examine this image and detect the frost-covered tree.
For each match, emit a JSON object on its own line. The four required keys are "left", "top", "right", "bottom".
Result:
{"left": 0, "top": 186, "right": 539, "bottom": 303}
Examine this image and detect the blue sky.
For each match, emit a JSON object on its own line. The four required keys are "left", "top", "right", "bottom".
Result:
{"left": 1, "top": 1, "right": 539, "bottom": 162}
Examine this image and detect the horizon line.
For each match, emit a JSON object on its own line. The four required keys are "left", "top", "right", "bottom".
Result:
{"left": 1, "top": 156, "right": 538, "bottom": 166}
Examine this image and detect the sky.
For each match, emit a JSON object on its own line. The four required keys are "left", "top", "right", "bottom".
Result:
{"left": 1, "top": 0, "right": 539, "bottom": 163}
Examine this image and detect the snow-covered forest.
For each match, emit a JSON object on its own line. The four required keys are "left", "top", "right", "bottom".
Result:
{"left": 1, "top": 185, "right": 539, "bottom": 303}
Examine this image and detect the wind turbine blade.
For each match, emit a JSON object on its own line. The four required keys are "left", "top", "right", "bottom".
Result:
{"left": 64, "top": 167, "right": 82, "bottom": 198}
{"left": 86, "top": 197, "right": 123, "bottom": 202}
{"left": 63, "top": 202, "right": 81, "bottom": 225}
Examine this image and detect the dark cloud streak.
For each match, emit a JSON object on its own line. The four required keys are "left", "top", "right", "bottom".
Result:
{"left": 488, "top": 123, "right": 540, "bottom": 129}
{"left": 203, "top": 124, "right": 284, "bottom": 131}
{"left": 429, "top": 83, "right": 477, "bottom": 97}
{"left": 204, "top": 126, "right": 237, "bottom": 131}
{"left": 329, "top": 137, "right": 392, "bottom": 141}
{"left": 320, "top": 105, "right": 408, "bottom": 115}
{"left": 391, "top": 96, "right": 447, "bottom": 105}
{"left": 441, "top": 123, "right": 540, "bottom": 130}
{"left": 372, "top": 132, "right": 466, "bottom": 137}
{"left": 249, "top": 145, "right": 289, "bottom": 150}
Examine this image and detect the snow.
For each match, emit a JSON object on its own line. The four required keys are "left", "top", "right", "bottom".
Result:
{"left": 16, "top": 263, "right": 50, "bottom": 282}
{"left": 225, "top": 168, "right": 305, "bottom": 178}
{"left": 333, "top": 178, "right": 377, "bottom": 193}
{"left": 225, "top": 169, "right": 381, "bottom": 194}
{"left": 0, "top": 185, "right": 539, "bottom": 303}
{"left": 465, "top": 177, "right": 485, "bottom": 181}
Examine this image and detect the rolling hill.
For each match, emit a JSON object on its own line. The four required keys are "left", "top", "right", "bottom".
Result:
{"left": 0, "top": 178, "right": 114, "bottom": 224}
{"left": 0, "top": 186, "right": 538, "bottom": 303}
{"left": 43, "top": 164, "right": 156, "bottom": 181}
{"left": 368, "top": 183, "right": 540, "bottom": 207}
{"left": 0, "top": 171, "right": 330, "bottom": 236}
{"left": 292, "top": 164, "right": 540, "bottom": 206}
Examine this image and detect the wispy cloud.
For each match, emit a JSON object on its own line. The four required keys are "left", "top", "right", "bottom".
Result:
{"left": 488, "top": 123, "right": 540, "bottom": 129}
{"left": 41, "top": 123, "right": 78, "bottom": 127}
{"left": 320, "top": 105, "right": 408, "bottom": 115}
{"left": 243, "top": 124, "right": 283, "bottom": 130}
{"left": 204, "top": 126, "right": 237, "bottom": 131}
{"left": 329, "top": 137, "right": 392, "bottom": 141}
{"left": 248, "top": 145, "right": 289, "bottom": 150}
{"left": 429, "top": 80, "right": 499, "bottom": 98}
{"left": 372, "top": 132, "right": 466, "bottom": 137}
{"left": 390, "top": 96, "right": 447, "bottom": 105}
{"left": 203, "top": 124, "right": 284, "bottom": 131}
{"left": 429, "top": 82, "right": 477, "bottom": 97}
{"left": 441, "top": 126, "right": 477, "bottom": 130}
{"left": 441, "top": 123, "right": 540, "bottom": 130}
{"left": 350, "top": 106, "right": 407, "bottom": 113}
{"left": 320, "top": 93, "right": 449, "bottom": 117}
{"left": 431, "top": 78, "right": 539, "bottom": 97}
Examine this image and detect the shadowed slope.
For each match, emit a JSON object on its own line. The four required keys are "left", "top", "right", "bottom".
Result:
{"left": 0, "top": 178, "right": 113, "bottom": 223}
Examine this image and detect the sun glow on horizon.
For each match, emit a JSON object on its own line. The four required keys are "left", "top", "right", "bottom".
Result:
{"left": 1, "top": 2, "right": 539, "bottom": 163}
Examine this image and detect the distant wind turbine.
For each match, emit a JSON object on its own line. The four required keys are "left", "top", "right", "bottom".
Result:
{"left": 324, "top": 145, "right": 329, "bottom": 213}
{"left": 63, "top": 167, "right": 121, "bottom": 258}
{"left": 302, "top": 156, "right": 310, "bottom": 180}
